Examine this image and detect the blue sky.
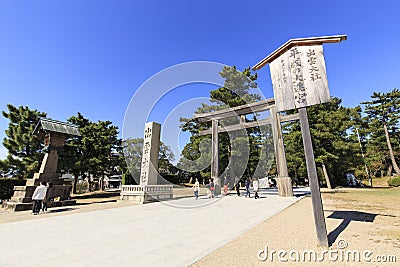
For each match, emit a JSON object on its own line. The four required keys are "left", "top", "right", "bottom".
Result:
{"left": 1, "top": 0, "right": 400, "bottom": 161}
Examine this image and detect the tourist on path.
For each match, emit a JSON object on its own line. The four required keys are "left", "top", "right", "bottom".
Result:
{"left": 245, "top": 178, "right": 251, "bottom": 198}
{"left": 253, "top": 178, "right": 260, "bottom": 199}
{"left": 193, "top": 178, "right": 200, "bottom": 200}
{"left": 32, "top": 181, "right": 47, "bottom": 215}
{"left": 208, "top": 179, "right": 215, "bottom": 198}
{"left": 42, "top": 181, "right": 52, "bottom": 212}
{"left": 223, "top": 176, "right": 229, "bottom": 196}
{"left": 235, "top": 176, "right": 240, "bottom": 196}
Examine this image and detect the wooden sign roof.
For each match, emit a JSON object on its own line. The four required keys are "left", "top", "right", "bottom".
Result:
{"left": 252, "top": 35, "right": 347, "bottom": 70}
{"left": 32, "top": 118, "right": 81, "bottom": 136}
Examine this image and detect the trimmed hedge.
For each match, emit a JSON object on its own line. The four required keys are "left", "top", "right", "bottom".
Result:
{"left": 388, "top": 177, "right": 400, "bottom": 187}
{"left": 0, "top": 179, "right": 26, "bottom": 200}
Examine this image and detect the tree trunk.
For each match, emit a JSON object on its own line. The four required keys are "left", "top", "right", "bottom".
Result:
{"left": 387, "top": 164, "right": 393, "bottom": 177}
{"left": 383, "top": 124, "right": 400, "bottom": 175}
{"left": 88, "top": 172, "right": 92, "bottom": 192}
{"left": 321, "top": 163, "right": 332, "bottom": 189}
{"left": 72, "top": 173, "right": 79, "bottom": 194}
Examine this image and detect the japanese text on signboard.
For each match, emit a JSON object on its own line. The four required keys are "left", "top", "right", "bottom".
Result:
{"left": 269, "top": 45, "right": 330, "bottom": 112}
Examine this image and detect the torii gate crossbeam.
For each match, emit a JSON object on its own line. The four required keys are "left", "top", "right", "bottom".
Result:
{"left": 193, "top": 98, "right": 298, "bottom": 197}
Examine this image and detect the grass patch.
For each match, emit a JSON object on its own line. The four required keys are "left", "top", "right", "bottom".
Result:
{"left": 378, "top": 229, "right": 400, "bottom": 240}
{"left": 322, "top": 187, "right": 400, "bottom": 216}
{"left": 343, "top": 187, "right": 400, "bottom": 196}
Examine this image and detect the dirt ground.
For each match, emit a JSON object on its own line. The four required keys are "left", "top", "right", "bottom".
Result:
{"left": 192, "top": 187, "right": 400, "bottom": 266}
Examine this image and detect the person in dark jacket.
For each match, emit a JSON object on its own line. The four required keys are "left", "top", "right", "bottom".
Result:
{"left": 245, "top": 178, "right": 251, "bottom": 198}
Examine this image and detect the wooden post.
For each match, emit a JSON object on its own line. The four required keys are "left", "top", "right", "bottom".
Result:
{"left": 271, "top": 106, "right": 293, "bottom": 197}
{"left": 271, "top": 106, "right": 281, "bottom": 175}
{"left": 211, "top": 119, "right": 220, "bottom": 195}
{"left": 299, "top": 107, "right": 328, "bottom": 247}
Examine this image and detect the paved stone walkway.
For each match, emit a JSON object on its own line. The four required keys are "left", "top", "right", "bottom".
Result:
{"left": 0, "top": 190, "right": 305, "bottom": 266}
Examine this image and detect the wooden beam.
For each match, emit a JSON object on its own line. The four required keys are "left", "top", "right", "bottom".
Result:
{"left": 279, "top": 113, "right": 299, "bottom": 123}
{"left": 197, "top": 113, "right": 299, "bottom": 136}
{"left": 252, "top": 35, "right": 347, "bottom": 71}
{"left": 198, "top": 118, "right": 271, "bottom": 136}
{"left": 193, "top": 98, "right": 275, "bottom": 122}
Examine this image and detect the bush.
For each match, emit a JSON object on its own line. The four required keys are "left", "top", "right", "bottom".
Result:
{"left": 158, "top": 173, "right": 183, "bottom": 185}
{"left": 75, "top": 181, "right": 89, "bottom": 194}
{"left": 122, "top": 171, "right": 136, "bottom": 185}
{"left": 388, "top": 177, "right": 400, "bottom": 187}
{"left": 0, "top": 178, "right": 26, "bottom": 200}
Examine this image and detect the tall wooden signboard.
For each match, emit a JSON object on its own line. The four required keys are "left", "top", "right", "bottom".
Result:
{"left": 253, "top": 35, "right": 347, "bottom": 247}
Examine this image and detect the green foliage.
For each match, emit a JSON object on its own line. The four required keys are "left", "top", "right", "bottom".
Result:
{"left": 74, "top": 181, "right": 89, "bottom": 194}
{"left": 122, "top": 170, "right": 136, "bottom": 185}
{"left": 283, "top": 98, "right": 362, "bottom": 187}
{"left": 387, "top": 177, "right": 400, "bottom": 187}
{"left": 122, "top": 138, "right": 175, "bottom": 183}
{"left": 0, "top": 159, "right": 11, "bottom": 177}
{"left": 361, "top": 88, "right": 400, "bottom": 176}
{"left": 2, "top": 104, "right": 46, "bottom": 178}
{"left": 0, "top": 178, "right": 26, "bottom": 200}
{"left": 1, "top": 106, "right": 126, "bottom": 192}
{"left": 179, "top": 66, "right": 269, "bottom": 182}
{"left": 59, "top": 112, "right": 122, "bottom": 193}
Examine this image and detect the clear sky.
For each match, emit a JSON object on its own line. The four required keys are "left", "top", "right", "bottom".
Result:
{"left": 1, "top": 0, "right": 400, "bottom": 161}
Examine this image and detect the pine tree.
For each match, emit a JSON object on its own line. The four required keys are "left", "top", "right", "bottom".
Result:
{"left": 2, "top": 104, "right": 46, "bottom": 178}
{"left": 362, "top": 89, "right": 400, "bottom": 175}
{"left": 122, "top": 138, "right": 175, "bottom": 183}
{"left": 283, "top": 98, "right": 362, "bottom": 187}
{"left": 60, "top": 113, "right": 121, "bottom": 192}
{"left": 179, "top": 66, "right": 267, "bottom": 183}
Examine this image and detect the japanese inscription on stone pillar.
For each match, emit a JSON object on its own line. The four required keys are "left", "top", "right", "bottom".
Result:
{"left": 270, "top": 45, "right": 330, "bottom": 112}
{"left": 140, "top": 122, "right": 161, "bottom": 185}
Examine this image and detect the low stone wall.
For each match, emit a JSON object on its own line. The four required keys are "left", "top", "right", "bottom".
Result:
{"left": 120, "top": 185, "right": 173, "bottom": 204}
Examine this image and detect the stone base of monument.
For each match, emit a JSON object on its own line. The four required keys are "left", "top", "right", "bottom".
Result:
{"left": 120, "top": 185, "right": 173, "bottom": 204}
{"left": 214, "top": 184, "right": 222, "bottom": 196}
{"left": 3, "top": 172, "right": 76, "bottom": 212}
{"left": 276, "top": 176, "right": 294, "bottom": 197}
{"left": 2, "top": 199, "right": 77, "bottom": 212}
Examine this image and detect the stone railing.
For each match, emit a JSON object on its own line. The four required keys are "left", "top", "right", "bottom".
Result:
{"left": 121, "top": 185, "right": 173, "bottom": 194}
{"left": 120, "top": 184, "right": 173, "bottom": 203}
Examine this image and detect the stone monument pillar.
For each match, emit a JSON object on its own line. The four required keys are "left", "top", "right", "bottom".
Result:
{"left": 140, "top": 122, "right": 161, "bottom": 185}
{"left": 120, "top": 122, "right": 173, "bottom": 203}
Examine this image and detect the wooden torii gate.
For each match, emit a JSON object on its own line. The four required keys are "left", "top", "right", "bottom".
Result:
{"left": 194, "top": 98, "right": 298, "bottom": 197}
{"left": 197, "top": 35, "right": 347, "bottom": 247}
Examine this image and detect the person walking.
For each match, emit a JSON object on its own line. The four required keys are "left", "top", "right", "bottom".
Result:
{"left": 193, "top": 178, "right": 200, "bottom": 200}
{"left": 245, "top": 178, "right": 251, "bottom": 198}
{"left": 253, "top": 178, "right": 260, "bottom": 199}
{"left": 32, "top": 181, "right": 47, "bottom": 215}
{"left": 42, "top": 181, "right": 52, "bottom": 212}
{"left": 208, "top": 178, "right": 215, "bottom": 198}
{"left": 223, "top": 176, "right": 229, "bottom": 196}
{"left": 235, "top": 176, "right": 240, "bottom": 196}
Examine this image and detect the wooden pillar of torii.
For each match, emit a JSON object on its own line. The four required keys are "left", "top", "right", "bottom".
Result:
{"left": 194, "top": 98, "right": 298, "bottom": 197}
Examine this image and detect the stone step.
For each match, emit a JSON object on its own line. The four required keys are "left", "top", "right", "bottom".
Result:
{"left": 10, "top": 196, "right": 32, "bottom": 203}
{"left": 2, "top": 200, "right": 77, "bottom": 212}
